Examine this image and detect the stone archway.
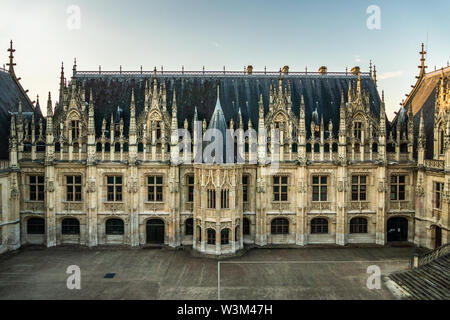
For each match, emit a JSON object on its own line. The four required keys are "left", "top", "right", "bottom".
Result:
{"left": 146, "top": 219, "right": 165, "bottom": 244}
{"left": 387, "top": 217, "right": 408, "bottom": 242}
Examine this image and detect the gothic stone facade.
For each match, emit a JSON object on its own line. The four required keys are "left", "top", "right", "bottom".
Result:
{"left": 0, "top": 45, "right": 449, "bottom": 255}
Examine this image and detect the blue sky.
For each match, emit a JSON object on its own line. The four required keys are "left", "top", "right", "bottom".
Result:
{"left": 0, "top": 0, "right": 449, "bottom": 118}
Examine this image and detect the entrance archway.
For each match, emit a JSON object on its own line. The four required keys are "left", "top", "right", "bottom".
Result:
{"left": 146, "top": 219, "right": 165, "bottom": 244}
{"left": 387, "top": 217, "right": 408, "bottom": 242}
{"left": 431, "top": 225, "right": 442, "bottom": 248}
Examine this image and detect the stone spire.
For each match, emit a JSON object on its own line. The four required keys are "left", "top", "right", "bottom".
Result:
{"left": 339, "top": 91, "right": 346, "bottom": 136}
{"left": 46, "top": 92, "right": 53, "bottom": 135}
{"left": 88, "top": 89, "right": 95, "bottom": 135}
{"left": 129, "top": 88, "right": 136, "bottom": 133}
{"left": 299, "top": 94, "right": 306, "bottom": 136}
{"left": 59, "top": 62, "right": 65, "bottom": 104}
{"left": 171, "top": 88, "right": 178, "bottom": 129}
{"left": 418, "top": 110, "right": 426, "bottom": 166}
{"left": 379, "top": 90, "right": 386, "bottom": 136}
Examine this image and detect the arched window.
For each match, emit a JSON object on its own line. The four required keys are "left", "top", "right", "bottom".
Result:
{"left": 138, "top": 143, "right": 144, "bottom": 153}
{"left": 306, "top": 143, "right": 312, "bottom": 153}
{"left": 243, "top": 218, "right": 250, "bottom": 235}
{"left": 221, "top": 189, "right": 229, "bottom": 209}
{"left": 55, "top": 142, "right": 61, "bottom": 152}
{"left": 123, "top": 143, "right": 129, "bottom": 152}
{"left": 207, "top": 229, "right": 216, "bottom": 245}
{"left": 292, "top": 143, "right": 298, "bottom": 153}
{"left": 311, "top": 218, "right": 328, "bottom": 234}
{"left": 96, "top": 142, "right": 102, "bottom": 152}
{"left": 185, "top": 218, "right": 193, "bottom": 236}
{"left": 27, "top": 218, "right": 45, "bottom": 234}
{"left": 324, "top": 143, "right": 330, "bottom": 153}
{"left": 105, "top": 143, "right": 111, "bottom": 152}
{"left": 440, "top": 129, "right": 445, "bottom": 154}
{"left": 221, "top": 229, "right": 230, "bottom": 245}
{"left": 350, "top": 218, "right": 368, "bottom": 234}
{"left": 114, "top": 143, "right": 121, "bottom": 153}
{"left": 400, "top": 143, "right": 408, "bottom": 153}
{"left": 62, "top": 218, "right": 80, "bottom": 235}
{"left": 271, "top": 218, "right": 289, "bottom": 235}
{"left": 105, "top": 219, "right": 124, "bottom": 235}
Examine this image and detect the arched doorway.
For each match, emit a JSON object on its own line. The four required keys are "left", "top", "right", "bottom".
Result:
{"left": 387, "top": 217, "right": 408, "bottom": 242}
{"left": 146, "top": 219, "right": 165, "bottom": 244}
{"left": 431, "top": 225, "right": 442, "bottom": 248}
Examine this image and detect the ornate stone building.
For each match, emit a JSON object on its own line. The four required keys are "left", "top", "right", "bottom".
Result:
{"left": 0, "top": 42, "right": 448, "bottom": 255}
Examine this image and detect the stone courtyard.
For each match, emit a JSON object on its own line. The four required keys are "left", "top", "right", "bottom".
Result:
{"left": 0, "top": 245, "right": 413, "bottom": 300}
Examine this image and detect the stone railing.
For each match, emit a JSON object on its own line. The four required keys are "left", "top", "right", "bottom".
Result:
{"left": 104, "top": 202, "right": 125, "bottom": 212}
{"left": 184, "top": 202, "right": 194, "bottom": 212}
{"left": 24, "top": 202, "right": 45, "bottom": 212}
{"left": 62, "top": 202, "right": 84, "bottom": 212}
{"left": 271, "top": 202, "right": 291, "bottom": 211}
{"left": 310, "top": 201, "right": 332, "bottom": 211}
{"left": 389, "top": 201, "right": 411, "bottom": 211}
{"left": 424, "top": 159, "right": 444, "bottom": 170}
{"left": 350, "top": 201, "right": 370, "bottom": 211}
{"left": 412, "top": 243, "right": 450, "bottom": 269}
{"left": 144, "top": 202, "right": 165, "bottom": 212}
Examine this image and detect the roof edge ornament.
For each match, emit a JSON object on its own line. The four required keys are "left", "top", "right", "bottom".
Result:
{"left": 7, "top": 40, "right": 16, "bottom": 76}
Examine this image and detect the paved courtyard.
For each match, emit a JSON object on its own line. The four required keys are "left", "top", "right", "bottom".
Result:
{"left": 0, "top": 245, "right": 413, "bottom": 300}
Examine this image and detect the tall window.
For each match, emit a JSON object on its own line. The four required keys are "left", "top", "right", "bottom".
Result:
{"left": 273, "top": 176, "right": 288, "bottom": 202}
{"left": 312, "top": 176, "right": 327, "bottom": 202}
{"left": 221, "top": 189, "right": 229, "bottom": 209}
{"left": 207, "top": 229, "right": 216, "bottom": 245}
{"left": 29, "top": 175, "right": 44, "bottom": 201}
{"left": 107, "top": 176, "right": 122, "bottom": 202}
{"left": 354, "top": 122, "right": 362, "bottom": 140}
{"left": 105, "top": 219, "right": 124, "bottom": 235}
{"left": 185, "top": 218, "right": 193, "bottom": 236}
{"left": 242, "top": 175, "right": 249, "bottom": 203}
{"left": 62, "top": 218, "right": 80, "bottom": 235}
{"left": 351, "top": 175, "right": 367, "bottom": 201}
{"left": 271, "top": 218, "right": 289, "bottom": 235}
{"left": 390, "top": 175, "right": 406, "bottom": 201}
{"left": 440, "top": 130, "right": 445, "bottom": 155}
{"left": 350, "top": 218, "right": 368, "bottom": 234}
{"left": 187, "top": 175, "right": 194, "bottom": 203}
{"left": 148, "top": 176, "right": 163, "bottom": 202}
{"left": 207, "top": 189, "right": 216, "bottom": 209}
{"left": 311, "top": 218, "right": 328, "bottom": 234}
{"left": 66, "top": 175, "right": 82, "bottom": 202}
{"left": 434, "top": 182, "right": 444, "bottom": 209}
{"left": 71, "top": 120, "right": 80, "bottom": 140}
{"left": 243, "top": 218, "right": 250, "bottom": 235}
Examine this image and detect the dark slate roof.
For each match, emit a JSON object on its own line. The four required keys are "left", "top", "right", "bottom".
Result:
{"left": 72, "top": 72, "right": 381, "bottom": 139}
{"left": 396, "top": 67, "right": 450, "bottom": 159}
{"left": 0, "top": 69, "right": 35, "bottom": 159}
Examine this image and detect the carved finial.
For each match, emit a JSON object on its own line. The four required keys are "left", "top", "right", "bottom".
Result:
{"left": 7, "top": 40, "right": 16, "bottom": 74}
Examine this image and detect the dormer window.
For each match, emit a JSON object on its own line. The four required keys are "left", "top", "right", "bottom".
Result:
{"left": 440, "top": 129, "right": 444, "bottom": 155}
{"left": 156, "top": 121, "right": 161, "bottom": 139}
{"left": 354, "top": 122, "right": 362, "bottom": 140}
{"left": 71, "top": 120, "right": 79, "bottom": 140}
